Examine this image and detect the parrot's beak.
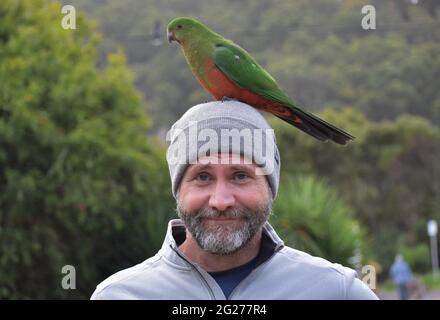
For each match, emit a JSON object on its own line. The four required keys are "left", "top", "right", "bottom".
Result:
{"left": 167, "top": 30, "right": 175, "bottom": 43}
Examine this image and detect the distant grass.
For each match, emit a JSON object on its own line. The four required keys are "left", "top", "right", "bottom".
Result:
{"left": 378, "top": 273, "right": 440, "bottom": 291}
{"left": 422, "top": 273, "right": 440, "bottom": 289}
{"left": 378, "top": 279, "right": 396, "bottom": 292}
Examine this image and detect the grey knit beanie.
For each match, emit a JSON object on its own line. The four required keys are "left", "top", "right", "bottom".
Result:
{"left": 166, "top": 101, "right": 280, "bottom": 199}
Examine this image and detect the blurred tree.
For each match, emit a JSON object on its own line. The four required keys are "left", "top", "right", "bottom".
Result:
{"left": 400, "top": 243, "right": 431, "bottom": 274}
{"left": 0, "top": 0, "right": 174, "bottom": 299}
{"left": 271, "top": 175, "right": 368, "bottom": 267}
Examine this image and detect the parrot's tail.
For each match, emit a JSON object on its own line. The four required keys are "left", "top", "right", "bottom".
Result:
{"left": 275, "top": 107, "right": 354, "bottom": 145}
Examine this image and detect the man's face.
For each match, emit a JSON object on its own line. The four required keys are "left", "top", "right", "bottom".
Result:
{"left": 177, "top": 153, "right": 272, "bottom": 255}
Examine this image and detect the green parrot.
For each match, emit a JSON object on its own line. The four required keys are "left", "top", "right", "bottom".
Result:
{"left": 167, "top": 17, "right": 354, "bottom": 145}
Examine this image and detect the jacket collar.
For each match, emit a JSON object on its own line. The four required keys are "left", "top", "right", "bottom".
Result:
{"left": 159, "top": 219, "right": 284, "bottom": 268}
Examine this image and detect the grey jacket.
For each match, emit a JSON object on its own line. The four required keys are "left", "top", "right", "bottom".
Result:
{"left": 91, "top": 219, "right": 378, "bottom": 300}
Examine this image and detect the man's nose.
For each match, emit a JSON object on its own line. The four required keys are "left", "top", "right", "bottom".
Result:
{"left": 208, "top": 180, "right": 235, "bottom": 211}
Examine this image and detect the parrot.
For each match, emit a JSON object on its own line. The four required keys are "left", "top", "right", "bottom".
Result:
{"left": 166, "top": 17, "right": 354, "bottom": 145}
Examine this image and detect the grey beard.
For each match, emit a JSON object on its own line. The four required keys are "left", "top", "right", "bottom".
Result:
{"left": 177, "top": 201, "right": 272, "bottom": 256}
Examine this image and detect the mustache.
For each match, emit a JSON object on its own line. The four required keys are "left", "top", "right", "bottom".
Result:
{"left": 193, "top": 207, "right": 252, "bottom": 220}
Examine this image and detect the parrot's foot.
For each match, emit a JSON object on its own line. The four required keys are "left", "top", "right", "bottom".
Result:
{"left": 221, "top": 96, "right": 238, "bottom": 102}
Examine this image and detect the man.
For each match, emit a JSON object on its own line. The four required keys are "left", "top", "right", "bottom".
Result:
{"left": 390, "top": 254, "right": 413, "bottom": 300}
{"left": 91, "top": 101, "right": 378, "bottom": 300}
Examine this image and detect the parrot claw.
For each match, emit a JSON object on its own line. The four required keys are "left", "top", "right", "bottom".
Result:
{"left": 221, "top": 96, "right": 238, "bottom": 102}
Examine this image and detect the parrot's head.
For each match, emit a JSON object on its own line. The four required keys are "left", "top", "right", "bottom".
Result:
{"left": 167, "top": 17, "right": 211, "bottom": 45}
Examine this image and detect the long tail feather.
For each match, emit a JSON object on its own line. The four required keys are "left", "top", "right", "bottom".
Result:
{"left": 275, "top": 107, "right": 354, "bottom": 145}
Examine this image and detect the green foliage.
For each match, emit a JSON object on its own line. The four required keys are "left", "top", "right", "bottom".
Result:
{"left": 0, "top": 0, "right": 174, "bottom": 299}
{"left": 400, "top": 243, "right": 431, "bottom": 274}
{"left": 271, "top": 175, "right": 366, "bottom": 266}
{"left": 422, "top": 273, "right": 440, "bottom": 290}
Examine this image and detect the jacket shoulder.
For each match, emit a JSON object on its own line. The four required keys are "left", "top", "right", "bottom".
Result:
{"left": 277, "top": 247, "right": 378, "bottom": 299}
{"left": 90, "top": 254, "right": 162, "bottom": 300}
{"left": 280, "top": 246, "right": 347, "bottom": 274}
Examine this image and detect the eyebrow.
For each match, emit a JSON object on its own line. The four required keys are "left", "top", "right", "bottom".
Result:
{"left": 229, "top": 165, "right": 255, "bottom": 173}
{"left": 188, "top": 164, "right": 212, "bottom": 173}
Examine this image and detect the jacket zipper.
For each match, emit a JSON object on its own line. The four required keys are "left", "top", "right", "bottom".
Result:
{"left": 170, "top": 244, "right": 217, "bottom": 300}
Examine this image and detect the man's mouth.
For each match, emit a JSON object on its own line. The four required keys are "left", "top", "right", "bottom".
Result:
{"left": 202, "top": 217, "right": 245, "bottom": 225}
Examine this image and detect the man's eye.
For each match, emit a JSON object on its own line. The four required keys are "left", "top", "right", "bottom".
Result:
{"left": 234, "top": 172, "right": 249, "bottom": 182}
{"left": 196, "top": 173, "right": 211, "bottom": 182}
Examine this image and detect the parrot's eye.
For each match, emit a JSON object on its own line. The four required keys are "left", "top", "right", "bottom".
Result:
{"left": 177, "top": 24, "right": 183, "bottom": 29}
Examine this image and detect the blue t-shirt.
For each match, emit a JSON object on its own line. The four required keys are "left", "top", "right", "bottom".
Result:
{"left": 208, "top": 257, "right": 258, "bottom": 299}
{"left": 206, "top": 233, "right": 275, "bottom": 299}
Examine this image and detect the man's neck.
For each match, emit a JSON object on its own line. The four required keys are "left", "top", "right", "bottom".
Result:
{"left": 178, "top": 231, "right": 262, "bottom": 272}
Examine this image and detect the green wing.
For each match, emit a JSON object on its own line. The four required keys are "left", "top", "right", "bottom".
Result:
{"left": 212, "top": 41, "right": 294, "bottom": 107}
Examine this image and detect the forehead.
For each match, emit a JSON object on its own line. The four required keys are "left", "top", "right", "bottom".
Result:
{"left": 187, "top": 153, "right": 263, "bottom": 174}
{"left": 200, "top": 153, "right": 250, "bottom": 164}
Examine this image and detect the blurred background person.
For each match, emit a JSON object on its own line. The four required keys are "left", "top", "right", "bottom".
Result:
{"left": 390, "top": 254, "right": 413, "bottom": 300}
